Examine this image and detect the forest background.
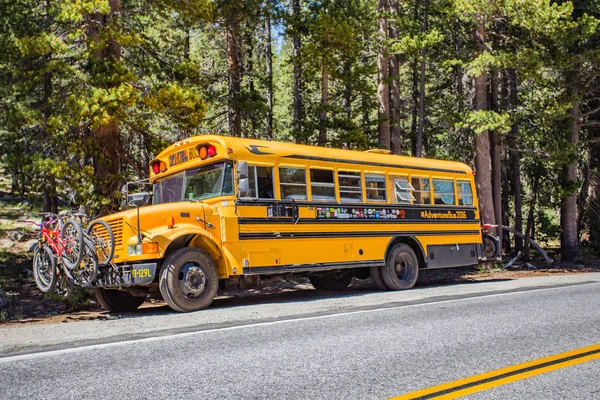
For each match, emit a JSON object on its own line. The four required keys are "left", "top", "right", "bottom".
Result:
{"left": 0, "top": 0, "right": 599, "bottom": 263}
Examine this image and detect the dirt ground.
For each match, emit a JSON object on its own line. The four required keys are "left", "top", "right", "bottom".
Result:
{"left": 2, "top": 254, "right": 599, "bottom": 326}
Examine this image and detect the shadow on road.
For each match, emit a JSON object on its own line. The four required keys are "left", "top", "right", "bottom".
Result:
{"left": 119, "top": 270, "right": 514, "bottom": 318}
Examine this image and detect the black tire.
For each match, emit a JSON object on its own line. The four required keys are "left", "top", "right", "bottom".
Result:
{"left": 86, "top": 220, "right": 114, "bottom": 267}
{"left": 60, "top": 219, "right": 84, "bottom": 270}
{"left": 159, "top": 247, "right": 218, "bottom": 312}
{"left": 33, "top": 245, "right": 56, "bottom": 293}
{"left": 309, "top": 272, "right": 352, "bottom": 291}
{"left": 78, "top": 238, "right": 99, "bottom": 285}
{"left": 381, "top": 243, "right": 419, "bottom": 290}
{"left": 94, "top": 288, "right": 145, "bottom": 312}
{"left": 308, "top": 276, "right": 324, "bottom": 290}
{"left": 483, "top": 234, "right": 500, "bottom": 259}
{"left": 370, "top": 265, "right": 388, "bottom": 290}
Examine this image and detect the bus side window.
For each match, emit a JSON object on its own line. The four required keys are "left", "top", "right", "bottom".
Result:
{"left": 246, "top": 166, "right": 274, "bottom": 199}
{"left": 310, "top": 169, "right": 336, "bottom": 201}
{"left": 279, "top": 167, "right": 307, "bottom": 200}
{"left": 433, "top": 179, "right": 455, "bottom": 205}
{"left": 365, "top": 174, "right": 387, "bottom": 201}
{"left": 411, "top": 177, "right": 432, "bottom": 205}
{"left": 338, "top": 171, "right": 362, "bottom": 202}
{"left": 394, "top": 177, "right": 415, "bottom": 204}
{"left": 457, "top": 181, "right": 474, "bottom": 205}
{"left": 256, "top": 167, "right": 273, "bottom": 198}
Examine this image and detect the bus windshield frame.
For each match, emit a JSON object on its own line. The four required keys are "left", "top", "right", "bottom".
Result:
{"left": 153, "top": 160, "right": 234, "bottom": 205}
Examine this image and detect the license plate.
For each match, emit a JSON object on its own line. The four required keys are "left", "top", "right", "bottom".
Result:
{"left": 130, "top": 263, "right": 157, "bottom": 285}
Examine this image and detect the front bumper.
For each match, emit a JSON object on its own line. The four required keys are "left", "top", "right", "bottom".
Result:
{"left": 89, "top": 262, "right": 158, "bottom": 288}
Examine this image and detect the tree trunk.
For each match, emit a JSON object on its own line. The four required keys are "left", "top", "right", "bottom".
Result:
{"left": 389, "top": 0, "right": 402, "bottom": 155}
{"left": 411, "top": 65, "right": 418, "bottom": 156}
{"left": 508, "top": 68, "right": 523, "bottom": 253}
{"left": 524, "top": 173, "right": 540, "bottom": 262}
{"left": 490, "top": 70, "right": 502, "bottom": 250}
{"left": 184, "top": 29, "right": 190, "bottom": 60}
{"left": 343, "top": 61, "right": 352, "bottom": 120}
{"left": 265, "top": 3, "right": 273, "bottom": 141}
{"left": 292, "top": 0, "right": 303, "bottom": 141}
{"left": 318, "top": 64, "right": 328, "bottom": 146}
{"left": 87, "top": 0, "right": 122, "bottom": 214}
{"left": 377, "top": 0, "right": 390, "bottom": 149}
{"left": 361, "top": 53, "right": 371, "bottom": 134}
{"left": 416, "top": 0, "right": 429, "bottom": 158}
{"left": 500, "top": 70, "right": 511, "bottom": 253}
{"left": 474, "top": 21, "right": 495, "bottom": 225}
{"left": 226, "top": 15, "right": 242, "bottom": 137}
{"left": 560, "top": 80, "right": 580, "bottom": 262}
{"left": 589, "top": 134, "right": 600, "bottom": 254}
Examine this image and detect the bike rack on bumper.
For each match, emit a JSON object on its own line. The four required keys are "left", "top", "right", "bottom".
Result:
{"left": 78, "top": 262, "right": 158, "bottom": 288}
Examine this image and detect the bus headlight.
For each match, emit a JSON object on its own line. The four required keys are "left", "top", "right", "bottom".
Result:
{"left": 128, "top": 242, "right": 159, "bottom": 256}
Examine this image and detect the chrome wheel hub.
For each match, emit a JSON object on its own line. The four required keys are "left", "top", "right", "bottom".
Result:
{"left": 180, "top": 263, "right": 206, "bottom": 298}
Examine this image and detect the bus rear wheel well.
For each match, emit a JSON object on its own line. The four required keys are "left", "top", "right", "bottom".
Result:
{"left": 386, "top": 237, "right": 426, "bottom": 269}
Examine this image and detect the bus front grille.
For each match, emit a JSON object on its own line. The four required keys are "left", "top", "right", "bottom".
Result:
{"left": 106, "top": 218, "right": 124, "bottom": 249}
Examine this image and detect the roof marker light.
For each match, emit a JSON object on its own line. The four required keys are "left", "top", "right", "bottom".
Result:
{"left": 207, "top": 144, "right": 217, "bottom": 157}
{"left": 199, "top": 146, "right": 208, "bottom": 160}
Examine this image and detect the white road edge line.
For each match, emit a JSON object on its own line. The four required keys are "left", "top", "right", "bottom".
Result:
{"left": 1, "top": 282, "right": 598, "bottom": 363}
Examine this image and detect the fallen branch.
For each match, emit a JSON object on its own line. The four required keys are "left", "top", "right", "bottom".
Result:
{"left": 503, "top": 251, "right": 522, "bottom": 269}
{"left": 502, "top": 226, "right": 552, "bottom": 264}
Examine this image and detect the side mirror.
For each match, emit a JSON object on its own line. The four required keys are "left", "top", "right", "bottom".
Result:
{"left": 238, "top": 178, "right": 249, "bottom": 197}
{"left": 128, "top": 192, "right": 150, "bottom": 208}
{"left": 237, "top": 161, "right": 248, "bottom": 179}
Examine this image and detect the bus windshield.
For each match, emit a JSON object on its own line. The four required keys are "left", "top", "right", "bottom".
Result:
{"left": 153, "top": 161, "right": 234, "bottom": 204}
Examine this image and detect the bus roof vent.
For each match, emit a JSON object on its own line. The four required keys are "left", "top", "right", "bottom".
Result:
{"left": 364, "top": 149, "right": 391, "bottom": 154}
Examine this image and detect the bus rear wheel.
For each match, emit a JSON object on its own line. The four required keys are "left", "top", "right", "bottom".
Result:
{"left": 159, "top": 247, "right": 218, "bottom": 312}
{"left": 309, "top": 272, "right": 352, "bottom": 291}
{"left": 382, "top": 244, "right": 419, "bottom": 290}
{"left": 94, "top": 288, "right": 145, "bottom": 312}
{"left": 369, "top": 265, "right": 388, "bottom": 291}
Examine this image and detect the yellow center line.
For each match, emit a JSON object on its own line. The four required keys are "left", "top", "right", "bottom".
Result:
{"left": 391, "top": 343, "right": 600, "bottom": 400}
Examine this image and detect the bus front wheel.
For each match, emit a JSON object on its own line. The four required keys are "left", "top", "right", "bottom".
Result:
{"left": 159, "top": 247, "right": 218, "bottom": 312}
{"left": 381, "top": 244, "right": 419, "bottom": 290}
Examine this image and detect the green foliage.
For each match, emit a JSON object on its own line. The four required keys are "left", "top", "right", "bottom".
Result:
{"left": 0, "top": 0, "right": 598, "bottom": 252}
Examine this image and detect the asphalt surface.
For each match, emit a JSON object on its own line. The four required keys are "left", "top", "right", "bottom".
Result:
{"left": 1, "top": 273, "right": 600, "bottom": 399}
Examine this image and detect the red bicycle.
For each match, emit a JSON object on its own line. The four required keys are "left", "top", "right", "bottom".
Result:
{"left": 21, "top": 213, "right": 84, "bottom": 293}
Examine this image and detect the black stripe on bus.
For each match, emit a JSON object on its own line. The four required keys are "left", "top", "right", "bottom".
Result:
{"left": 281, "top": 154, "right": 469, "bottom": 174}
{"left": 243, "top": 260, "right": 384, "bottom": 275}
{"left": 238, "top": 218, "right": 480, "bottom": 225}
{"left": 236, "top": 200, "right": 478, "bottom": 211}
{"left": 239, "top": 230, "right": 481, "bottom": 240}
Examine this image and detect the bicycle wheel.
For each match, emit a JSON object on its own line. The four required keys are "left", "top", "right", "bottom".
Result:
{"left": 77, "top": 238, "right": 99, "bottom": 285}
{"left": 33, "top": 245, "right": 57, "bottom": 293}
{"left": 483, "top": 234, "right": 500, "bottom": 259}
{"left": 86, "top": 220, "right": 114, "bottom": 267}
{"left": 60, "top": 219, "right": 84, "bottom": 270}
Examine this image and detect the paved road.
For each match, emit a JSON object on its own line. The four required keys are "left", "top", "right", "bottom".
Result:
{"left": 1, "top": 274, "right": 599, "bottom": 399}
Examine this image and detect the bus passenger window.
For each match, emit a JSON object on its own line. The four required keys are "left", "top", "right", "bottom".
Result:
{"left": 279, "top": 167, "right": 307, "bottom": 200}
{"left": 394, "top": 178, "right": 415, "bottom": 204}
{"left": 310, "top": 169, "right": 335, "bottom": 201}
{"left": 247, "top": 166, "right": 273, "bottom": 199}
{"left": 457, "top": 181, "right": 474, "bottom": 205}
{"left": 411, "top": 177, "right": 431, "bottom": 205}
{"left": 338, "top": 171, "right": 362, "bottom": 202}
{"left": 365, "top": 174, "right": 387, "bottom": 201}
{"left": 433, "top": 179, "right": 455, "bottom": 205}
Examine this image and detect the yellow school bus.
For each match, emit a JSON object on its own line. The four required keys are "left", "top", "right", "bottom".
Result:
{"left": 93, "top": 135, "right": 484, "bottom": 312}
